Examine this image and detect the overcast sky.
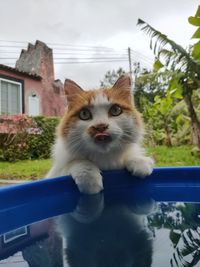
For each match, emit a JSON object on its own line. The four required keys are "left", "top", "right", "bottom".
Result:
{"left": 0, "top": 0, "right": 199, "bottom": 88}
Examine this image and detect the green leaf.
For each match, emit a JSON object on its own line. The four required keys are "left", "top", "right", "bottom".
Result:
{"left": 159, "top": 97, "right": 172, "bottom": 115}
{"left": 167, "top": 78, "right": 183, "bottom": 99}
{"left": 154, "top": 95, "right": 161, "bottom": 103}
{"left": 188, "top": 17, "right": 200, "bottom": 26}
{"left": 153, "top": 59, "right": 164, "bottom": 71}
{"left": 192, "top": 27, "right": 200, "bottom": 39}
{"left": 176, "top": 114, "right": 184, "bottom": 125}
{"left": 192, "top": 41, "right": 200, "bottom": 59}
{"left": 137, "top": 18, "right": 198, "bottom": 73}
{"left": 195, "top": 6, "right": 200, "bottom": 17}
{"left": 137, "top": 18, "right": 145, "bottom": 26}
{"left": 169, "top": 87, "right": 183, "bottom": 99}
{"left": 164, "top": 97, "right": 173, "bottom": 107}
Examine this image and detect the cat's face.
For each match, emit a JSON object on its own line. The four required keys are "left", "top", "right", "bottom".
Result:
{"left": 58, "top": 75, "right": 143, "bottom": 154}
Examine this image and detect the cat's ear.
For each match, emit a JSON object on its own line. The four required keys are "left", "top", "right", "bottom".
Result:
{"left": 113, "top": 75, "right": 131, "bottom": 91}
{"left": 64, "top": 79, "right": 83, "bottom": 98}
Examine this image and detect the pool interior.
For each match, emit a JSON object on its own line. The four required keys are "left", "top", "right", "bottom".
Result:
{"left": 0, "top": 167, "right": 200, "bottom": 266}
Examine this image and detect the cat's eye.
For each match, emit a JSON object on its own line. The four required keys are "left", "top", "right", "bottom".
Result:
{"left": 109, "top": 104, "right": 122, "bottom": 116}
{"left": 79, "top": 108, "right": 92, "bottom": 120}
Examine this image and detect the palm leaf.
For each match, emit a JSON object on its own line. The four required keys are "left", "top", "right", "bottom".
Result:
{"left": 137, "top": 19, "right": 200, "bottom": 79}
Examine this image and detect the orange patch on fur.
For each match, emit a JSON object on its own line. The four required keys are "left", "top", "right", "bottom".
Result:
{"left": 57, "top": 90, "right": 96, "bottom": 137}
{"left": 102, "top": 87, "right": 143, "bottom": 128}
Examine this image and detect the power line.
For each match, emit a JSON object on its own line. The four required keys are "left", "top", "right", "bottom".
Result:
{"left": 0, "top": 39, "right": 126, "bottom": 51}
{"left": 0, "top": 40, "right": 153, "bottom": 66}
{"left": 131, "top": 49, "right": 153, "bottom": 63}
{"left": 130, "top": 53, "right": 153, "bottom": 66}
{"left": 0, "top": 53, "right": 152, "bottom": 65}
{"left": 0, "top": 40, "right": 27, "bottom": 44}
{"left": 0, "top": 45, "right": 24, "bottom": 48}
{"left": 0, "top": 43, "right": 126, "bottom": 53}
{"left": 0, "top": 40, "right": 153, "bottom": 64}
{"left": 54, "top": 57, "right": 128, "bottom": 60}
{"left": 54, "top": 60, "right": 128, "bottom": 64}
{"left": 0, "top": 56, "right": 153, "bottom": 66}
{"left": 0, "top": 51, "right": 128, "bottom": 58}
{"left": 0, "top": 41, "right": 153, "bottom": 67}
{"left": 53, "top": 51, "right": 127, "bottom": 56}
{"left": 0, "top": 59, "right": 128, "bottom": 65}
{"left": 0, "top": 57, "right": 128, "bottom": 61}
{"left": 0, "top": 50, "right": 128, "bottom": 58}
{"left": 0, "top": 50, "right": 21, "bottom": 53}
{"left": 0, "top": 58, "right": 152, "bottom": 66}
{"left": 131, "top": 56, "right": 152, "bottom": 67}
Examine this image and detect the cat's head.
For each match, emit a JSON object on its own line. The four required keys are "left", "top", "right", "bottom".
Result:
{"left": 58, "top": 75, "right": 143, "bottom": 154}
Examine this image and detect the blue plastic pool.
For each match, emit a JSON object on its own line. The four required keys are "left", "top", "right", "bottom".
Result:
{"left": 0, "top": 167, "right": 200, "bottom": 266}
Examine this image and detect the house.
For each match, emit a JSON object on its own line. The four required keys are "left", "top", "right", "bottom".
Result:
{"left": 0, "top": 40, "right": 65, "bottom": 116}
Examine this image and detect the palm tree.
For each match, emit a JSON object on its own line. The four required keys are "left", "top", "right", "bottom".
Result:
{"left": 137, "top": 18, "right": 200, "bottom": 148}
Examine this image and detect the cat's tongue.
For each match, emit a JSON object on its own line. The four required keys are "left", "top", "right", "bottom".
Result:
{"left": 94, "top": 132, "right": 111, "bottom": 142}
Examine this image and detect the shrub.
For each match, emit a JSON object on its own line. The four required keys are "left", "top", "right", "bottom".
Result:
{"left": 0, "top": 115, "right": 60, "bottom": 161}
{"left": 0, "top": 115, "right": 34, "bottom": 161}
{"left": 28, "top": 116, "right": 60, "bottom": 159}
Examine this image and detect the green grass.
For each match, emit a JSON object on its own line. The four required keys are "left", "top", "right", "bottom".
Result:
{"left": 147, "top": 146, "right": 200, "bottom": 167}
{"left": 0, "top": 159, "right": 52, "bottom": 180}
{"left": 0, "top": 146, "right": 199, "bottom": 181}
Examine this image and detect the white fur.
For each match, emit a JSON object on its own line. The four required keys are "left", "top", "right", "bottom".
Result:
{"left": 46, "top": 92, "right": 154, "bottom": 194}
{"left": 90, "top": 92, "right": 110, "bottom": 106}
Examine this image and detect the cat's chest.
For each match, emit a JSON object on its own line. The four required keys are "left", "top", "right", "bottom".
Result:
{"left": 88, "top": 153, "right": 125, "bottom": 170}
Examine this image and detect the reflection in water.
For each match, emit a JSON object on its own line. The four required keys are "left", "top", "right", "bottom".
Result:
{"left": 148, "top": 202, "right": 200, "bottom": 267}
{"left": 1, "top": 194, "right": 200, "bottom": 267}
{"left": 57, "top": 193, "right": 154, "bottom": 267}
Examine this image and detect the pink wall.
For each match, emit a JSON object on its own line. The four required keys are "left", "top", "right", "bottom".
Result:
{"left": 0, "top": 69, "right": 65, "bottom": 116}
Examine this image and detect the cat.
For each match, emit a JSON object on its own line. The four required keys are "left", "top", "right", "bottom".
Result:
{"left": 46, "top": 75, "right": 154, "bottom": 194}
{"left": 57, "top": 193, "right": 154, "bottom": 267}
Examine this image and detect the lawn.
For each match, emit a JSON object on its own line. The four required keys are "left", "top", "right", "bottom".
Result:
{"left": 0, "top": 146, "right": 199, "bottom": 181}
{"left": 147, "top": 146, "right": 200, "bottom": 167}
{"left": 0, "top": 159, "right": 52, "bottom": 181}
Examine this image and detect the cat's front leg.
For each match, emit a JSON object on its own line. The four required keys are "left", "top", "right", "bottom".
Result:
{"left": 68, "top": 160, "right": 103, "bottom": 194}
{"left": 124, "top": 144, "right": 154, "bottom": 178}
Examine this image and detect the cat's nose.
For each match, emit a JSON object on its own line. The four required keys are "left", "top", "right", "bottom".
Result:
{"left": 94, "top": 123, "right": 109, "bottom": 132}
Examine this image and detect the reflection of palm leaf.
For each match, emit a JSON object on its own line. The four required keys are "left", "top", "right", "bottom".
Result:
{"left": 170, "top": 228, "right": 200, "bottom": 267}
{"left": 181, "top": 230, "right": 200, "bottom": 255}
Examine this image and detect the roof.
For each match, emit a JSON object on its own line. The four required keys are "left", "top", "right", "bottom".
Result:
{"left": 0, "top": 64, "right": 42, "bottom": 80}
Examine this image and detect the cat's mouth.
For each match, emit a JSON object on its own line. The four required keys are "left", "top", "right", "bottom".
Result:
{"left": 94, "top": 132, "right": 112, "bottom": 143}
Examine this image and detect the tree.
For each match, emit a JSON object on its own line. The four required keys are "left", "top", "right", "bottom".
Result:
{"left": 100, "top": 65, "right": 164, "bottom": 113}
{"left": 137, "top": 6, "right": 200, "bottom": 148}
{"left": 134, "top": 63, "right": 166, "bottom": 112}
{"left": 100, "top": 67, "right": 125, "bottom": 88}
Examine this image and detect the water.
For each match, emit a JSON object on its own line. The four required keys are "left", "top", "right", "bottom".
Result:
{"left": 1, "top": 194, "right": 200, "bottom": 266}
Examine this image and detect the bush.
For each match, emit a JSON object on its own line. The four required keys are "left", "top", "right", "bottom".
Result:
{"left": 0, "top": 115, "right": 34, "bottom": 161}
{"left": 0, "top": 115, "right": 60, "bottom": 161}
{"left": 28, "top": 116, "right": 60, "bottom": 159}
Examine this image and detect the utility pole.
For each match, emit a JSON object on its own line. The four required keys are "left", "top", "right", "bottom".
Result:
{"left": 128, "top": 47, "right": 134, "bottom": 91}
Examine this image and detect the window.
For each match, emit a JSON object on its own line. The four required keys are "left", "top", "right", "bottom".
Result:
{"left": 0, "top": 78, "right": 22, "bottom": 115}
{"left": 3, "top": 226, "right": 29, "bottom": 245}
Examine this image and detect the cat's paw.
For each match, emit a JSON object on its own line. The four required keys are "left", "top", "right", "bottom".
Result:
{"left": 126, "top": 157, "right": 154, "bottom": 178}
{"left": 71, "top": 193, "right": 104, "bottom": 223}
{"left": 70, "top": 162, "right": 103, "bottom": 194}
{"left": 75, "top": 172, "right": 103, "bottom": 195}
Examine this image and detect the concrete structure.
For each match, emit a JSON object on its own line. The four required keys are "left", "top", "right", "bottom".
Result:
{"left": 0, "top": 41, "right": 65, "bottom": 116}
